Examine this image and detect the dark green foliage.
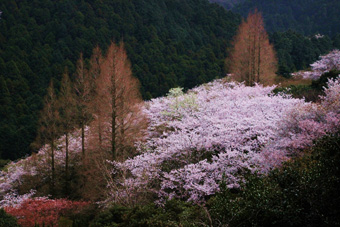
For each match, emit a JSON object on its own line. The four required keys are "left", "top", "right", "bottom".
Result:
{"left": 209, "top": 132, "right": 340, "bottom": 227}
{"left": 210, "top": 0, "right": 246, "bottom": 10}
{"left": 0, "top": 159, "right": 10, "bottom": 170}
{"left": 311, "top": 70, "right": 340, "bottom": 92}
{"left": 60, "top": 204, "right": 98, "bottom": 227}
{"left": 0, "top": 209, "right": 18, "bottom": 227}
{"left": 274, "top": 70, "right": 340, "bottom": 102}
{"left": 270, "top": 30, "right": 333, "bottom": 77}
{"left": 274, "top": 85, "right": 319, "bottom": 102}
{"left": 0, "top": 0, "right": 240, "bottom": 160}
{"left": 232, "top": 0, "right": 340, "bottom": 36}
{"left": 90, "top": 200, "right": 208, "bottom": 227}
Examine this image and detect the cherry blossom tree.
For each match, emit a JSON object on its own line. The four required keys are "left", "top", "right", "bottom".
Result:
{"left": 108, "top": 81, "right": 301, "bottom": 204}
{"left": 293, "top": 49, "right": 340, "bottom": 80}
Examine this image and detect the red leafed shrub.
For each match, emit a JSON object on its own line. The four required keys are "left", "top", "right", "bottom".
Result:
{"left": 4, "top": 198, "right": 89, "bottom": 227}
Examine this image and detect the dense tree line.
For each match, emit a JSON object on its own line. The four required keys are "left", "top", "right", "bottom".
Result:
{"left": 230, "top": 0, "right": 340, "bottom": 36}
{"left": 214, "top": 0, "right": 340, "bottom": 78}
{"left": 270, "top": 30, "right": 335, "bottom": 77}
{"left": 0, "top": 0, "right": 240, "bottom": 160}
{"left": 209, "top": 0, "right": 246, "bottom": 9}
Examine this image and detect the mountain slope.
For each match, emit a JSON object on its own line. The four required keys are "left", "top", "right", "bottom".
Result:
{"left": 213, "top": 0, "right": 340, "bottom": 36}
{"left": 209, "top": 0, "right": 245, "bottom": 9}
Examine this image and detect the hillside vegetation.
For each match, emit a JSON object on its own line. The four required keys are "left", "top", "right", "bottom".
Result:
{"left": 231, "top": 0, "right": 340, "bottom": 36}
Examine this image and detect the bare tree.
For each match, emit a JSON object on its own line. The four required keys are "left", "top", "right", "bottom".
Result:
{"left": 35, "top": 80, "right": 60, "bottom": 196}
{"left": 58, "top": 70, "right": 77, "bottom": 194}
{"left": 81, "top": 42, "right": 147, "bottom": 200}
{"left": 229, "top": 10, "right": 277, "bottom": 86}
{"left": 92, "top": 41, "right": 147, "bottom": 161}
{"left": 74, "top": 53, "right": 94, "bottom": 161}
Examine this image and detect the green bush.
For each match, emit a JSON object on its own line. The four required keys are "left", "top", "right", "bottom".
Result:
{"left": 311, "top": 70, "right": 340, "bottom": 92}
{"left": 274, "top": 84, "right": 319, "bottom": 102}
{"left": 0, "top": 209, "right": 18, "bottom": 227}
{"left": 210, "top": 132, "right": 340, "bottom": 227}
{"left": 0, "top": 159, "right": 10, "bottom": 170}
{"left": 62, "top": 204, "right": 98, "bottom": 227}
{"left": 90, "top": 200, "right": 209, "bottom": 227}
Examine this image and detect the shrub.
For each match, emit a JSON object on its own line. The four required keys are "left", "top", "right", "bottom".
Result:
{"left": 210, "top": 132, "right": 340, "bottom": 227}
{"left": 90, "top": 200, "right": 209, "bottom": 227}
{"left": 4, "top": 198, "right": 89, "bottom": 227}
{"left": 0, "top": 209, "right": 18, "bottom": 227}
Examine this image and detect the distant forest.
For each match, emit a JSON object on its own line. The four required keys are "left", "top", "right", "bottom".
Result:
{"left": 214, "top": 0, "right": 340, "bottom": 36}
{"left": 1, "top": 0, "right": 340, "bottom": 160}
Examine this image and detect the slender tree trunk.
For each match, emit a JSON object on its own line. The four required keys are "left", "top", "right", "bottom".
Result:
{"left": 65, "top": 133, "right": 70, "bottom": 195}
{"left": 251, "top": 32, "right": 256, "bottom": 85}
{"left": 98, "top": 116, "right": 102, "bottom": 149}
{"left": 81, "top": 123, "right": 85, "bottom": 160}
{"left": 51, "top": 140, "right": 55, "bottom": 197}
{"left": 111, "top": 79, "right": 117, "bottom": 161}
{"left": 248, "top": 32, "right": 252, "bottom": 86}
{"left": 257, "top": 39, "right": 261, "bottom": 83}
{"left": 65, "top": 133, "right": 69, "bottom": 180}
{"left": 120, "top": 95, "right": 125, "bottom": 159}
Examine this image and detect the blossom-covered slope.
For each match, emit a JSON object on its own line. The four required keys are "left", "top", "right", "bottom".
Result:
{"left": 1, "top": 77, "right": 340, "bottom": 207}
{"left": 110, "top": 78, "right": 340, "bottom": 203}
{"left": 293, "top": 49, "right": 340, "bottom": 80}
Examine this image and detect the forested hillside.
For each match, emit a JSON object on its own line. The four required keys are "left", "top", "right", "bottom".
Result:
{"left": 210, "top": 0, "right": 340, "bottom": 76}
{"left": 209, "top": 0, "right": 245, "bottom": 9}
{"left": 0, "top": 0, "right": 240, "bottom": 160}
{"left": 225, "top": 0, "right": 340, "bottom": 36}
{"left": 270, "top": 31, "right": 336, "bottom": 76}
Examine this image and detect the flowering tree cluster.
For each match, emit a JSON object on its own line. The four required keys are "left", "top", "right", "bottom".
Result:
{"left": 292, "top": 49, "right": 340, "bottom": 80}
{"left": 4, "top": 198, "right": 89, "bottom": 227}
{"left": 268, "top": 76, "right": 340, "bottom": 154}
{"left": 109, "top": 77, "right": 340, "bottom": 204}
{"left": 109, "top": 80, "right": 303, "bottom": 203}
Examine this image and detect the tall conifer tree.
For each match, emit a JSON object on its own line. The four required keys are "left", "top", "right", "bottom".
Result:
{"left": 36, "top": 81, "right": 59, "bottom": 196}
{"left": 58, "top": 71, "right": 76, "bottom": 194}
{"left": 229, "top": 10, "right": 277, "bottom": 86}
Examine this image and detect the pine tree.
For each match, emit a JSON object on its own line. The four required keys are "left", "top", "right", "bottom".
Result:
{"left": 229, "top": 10, "right": 277, "bottom": 86}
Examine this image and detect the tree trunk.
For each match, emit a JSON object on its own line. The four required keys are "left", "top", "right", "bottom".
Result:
{"left": 111, "top": 72, "right": 117, "bottom": 161}
{"left": 51, "top": 140, "right": 55, "bottom": 197}
{"left": 65, "top": 133, "right": 69, "bottom": 180}
{"left": 81, "top": 123, "right": 85, "bottom": 160}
